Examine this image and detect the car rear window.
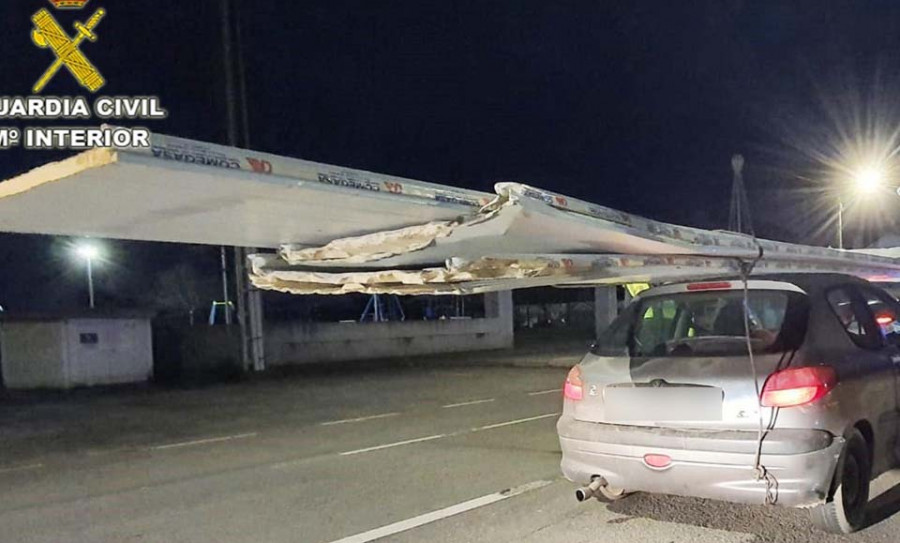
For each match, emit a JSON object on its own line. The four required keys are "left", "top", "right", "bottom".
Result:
{"left": 592, "top": 289, "right": 808, "bottom": 358}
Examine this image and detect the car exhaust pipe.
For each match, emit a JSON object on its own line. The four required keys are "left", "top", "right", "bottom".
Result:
{"left": 575, "top": 477, "right": 605, "bottom": 502}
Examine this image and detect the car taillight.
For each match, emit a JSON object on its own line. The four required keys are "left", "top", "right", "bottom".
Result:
{"left": 760, "top": 366, "right": 836, "bottom": 408}
{"left": 564, "top": 365, "right": 583, "bottom": 401}
{"left": 876, "top": 314, "right": 895, "bottom": 326}
{"left": 685, "top": 281, "right": 732, "bottom": 291}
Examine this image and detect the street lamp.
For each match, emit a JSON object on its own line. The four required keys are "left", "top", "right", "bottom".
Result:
{"left": 75, "top": 243, "right": 99, "bottom": 309}
{"left": 837, "top": 162, "right": 889, "bottom": 249}
{"left": 853, "top": 166, "right": 885, "bottom": 195}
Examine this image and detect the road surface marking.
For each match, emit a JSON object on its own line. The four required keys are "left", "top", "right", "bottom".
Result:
{"left": 150, "top": 432, "right": 258, "bottom": 450}
{"left": 321, "top": 412, "right": 401, "bottom": 426}
{"left": 339, "top": 434, "right": 447, "bottom": 456}
{"left": 325, "top": 480, "right": 553, "bottom": 543}
{"left": 473, "top": 412, "right": 559, "bottom": 432}
{"left": 527, "top": 388, "right": 559, "bottom": 396}
{"left": 339, "top": 412, "right": 559, "bottom": 457}
{"left": 87, "top": 446, "right": 135, "bottom": 457}
{"left": 270, "top": 458, "right": 313, "bottom": 470}
{"left": 0, "top": 463, "right": 43, "bottom": 475}
{"left": 442, "top": 398, "right": 495, "bottom": 408}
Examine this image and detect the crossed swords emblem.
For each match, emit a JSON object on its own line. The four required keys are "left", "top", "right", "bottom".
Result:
{"left": 31, "top": 8, "right": 106, "bottom": 94}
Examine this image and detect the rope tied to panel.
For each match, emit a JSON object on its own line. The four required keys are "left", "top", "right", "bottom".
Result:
{"left": 736, "top": 242, "right": 779, "bottom": 505}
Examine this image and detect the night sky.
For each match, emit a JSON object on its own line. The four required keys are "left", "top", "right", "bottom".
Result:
{"left": 2, "top": 0, "right": 900, "bottom": 312}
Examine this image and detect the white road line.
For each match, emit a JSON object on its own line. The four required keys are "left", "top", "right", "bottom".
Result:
{"left": 527, "top": 388, "right": 560, "bottom": 396}
{"left": 0, "top": 463, "right": 44, "bottom": 475}
{"left": 320, "top": 412, "right": 401, "bottom": 426}
{"left": 326, "top": 480, "right": 553, "bottom": 543}
{"left": 150, "top": 432, "right": 258, "bottom": 451}
{"left": 86, "top": 447, "right": 134, "bottom": 457}
{"left": 441, "top": 398, "right": 495, "bottom": 409}
{"left": 472, "top": 412, "right": 559, "bottom": 432}
{"left": 338, "top": 412, "right": 560, "bottom": 457}
{"left": 270, "top": 459, "right": 306, "bottom": 470}
{"left": 339, "top": 434, "right": 446, "bottom": 456}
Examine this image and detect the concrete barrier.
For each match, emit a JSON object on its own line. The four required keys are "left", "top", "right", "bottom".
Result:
{"left": 265, "top": 292, "right": 513, "bottom": 366}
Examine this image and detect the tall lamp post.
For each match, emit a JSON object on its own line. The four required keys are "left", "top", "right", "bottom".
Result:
{"left": 837, "top": 165, "right": 885, "bottom": 249}
{"left": 76, "top": 243, "right": 99, "bottom": 309}
{"left": 837, "top": 198, "right": 844, "bottom": 249}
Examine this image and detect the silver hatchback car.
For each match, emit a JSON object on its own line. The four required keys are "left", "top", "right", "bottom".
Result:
{"left": 558, "top": 274, "right": 900, "bottom": 533}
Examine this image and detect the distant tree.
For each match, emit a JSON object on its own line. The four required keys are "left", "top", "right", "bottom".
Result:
{"left": 152, "top": 263, "right": 217, "bottom": 325}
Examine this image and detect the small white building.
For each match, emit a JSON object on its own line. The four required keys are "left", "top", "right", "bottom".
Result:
{"left": 0, "top": 312, "right": 154, "bottom": 389}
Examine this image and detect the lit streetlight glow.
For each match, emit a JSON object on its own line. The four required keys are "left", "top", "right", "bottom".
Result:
{"left": 76, "top": 243, "right": 100, "bottom": 260}
{"left": 852, "top": 165, "right": 886, "bottom": 195}
{"left": 835, "top": 159, "right": 894, "bottom": 249}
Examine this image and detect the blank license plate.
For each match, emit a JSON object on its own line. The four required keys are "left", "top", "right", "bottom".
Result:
{"left": 603, "top": 387, "right": 723, "bottom": 421}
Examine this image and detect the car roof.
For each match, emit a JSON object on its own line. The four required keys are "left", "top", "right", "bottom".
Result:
{"left": 647, "top": 273, "right": 872, "bottom": 298}
{"left": 735, "top": 273, "right": 871, "bottom": 291}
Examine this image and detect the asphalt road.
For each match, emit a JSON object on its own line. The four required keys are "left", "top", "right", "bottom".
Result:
{"left": 3, "top": 362, "right": 900, "bottom": 543}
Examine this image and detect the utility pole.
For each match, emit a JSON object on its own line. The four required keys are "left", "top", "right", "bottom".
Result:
{"left": 220, "top": 246, "right": 231, "bottom": 324}
{"left": 221, "top": 0, "right": 265, "bottom": 371}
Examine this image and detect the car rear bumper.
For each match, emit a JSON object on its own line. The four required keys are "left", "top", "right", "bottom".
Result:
{"left": 558, "top": 415, "right": 844, "bottom": 508}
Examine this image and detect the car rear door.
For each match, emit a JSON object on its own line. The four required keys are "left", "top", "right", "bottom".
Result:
{"left": 833, "top": 284, "right": 900, "bottom": 471}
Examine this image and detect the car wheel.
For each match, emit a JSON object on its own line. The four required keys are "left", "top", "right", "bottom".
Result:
{"left": 598, "top": 485, "right": 631, "bottom": 502}
{"left": 810, "top": 429, "right": 871, "bottom": 534}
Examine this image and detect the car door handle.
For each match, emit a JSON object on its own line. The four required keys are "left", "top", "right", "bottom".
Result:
{"left": 891, "top": 354, "right": 900, "bottom": 365}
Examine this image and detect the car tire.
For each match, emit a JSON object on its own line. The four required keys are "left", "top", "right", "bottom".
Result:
{"left": 598, "top": 485, "right": 631, "bottom": 502}
{"left": 810, "top": 429, "right": 871, "bottom": 534}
